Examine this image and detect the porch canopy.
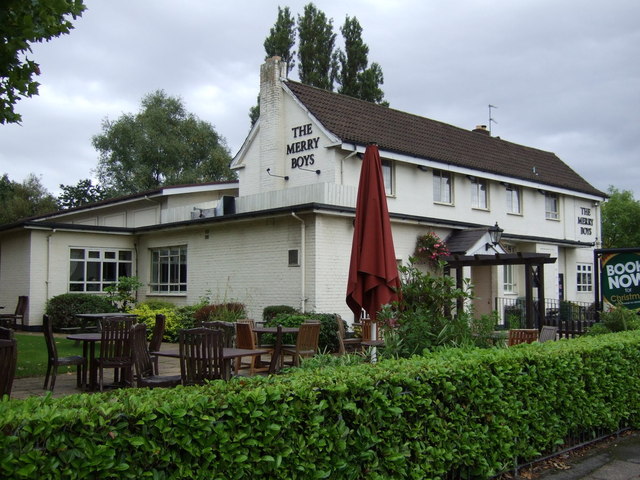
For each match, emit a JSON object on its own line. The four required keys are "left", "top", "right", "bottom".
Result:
{"left": 442, "top": 252, "right": 557, "bottom": 328}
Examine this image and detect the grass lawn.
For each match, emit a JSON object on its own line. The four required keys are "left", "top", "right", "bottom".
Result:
{"left": 15, "top": 333, "right": 85, "bottom": 379}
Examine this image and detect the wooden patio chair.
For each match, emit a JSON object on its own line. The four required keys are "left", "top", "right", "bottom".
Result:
{"left": 131, "top": 323, "right": 181, "bottom": 388}
{"left": 235, "top": 322, "right": 271, "bottom": 375}
{"left": 0, "top": 327, "right": 14, "bottom": 340}
{"left": 199, "top": 321, "right": 236, "bottom": 348}
{"left": 179, "top": 327, "right": 225, "bottom": 385}
{"left": 148, "top": 314, "right": 166, "bottom": 373}
{"left": 43, "top": 314, "right": 86, "bottom": 391}
{"left": 0, "top": 295, "right": 28, "bottom": 329}
{"left": 538, "top": 325, "right": 559, "bottom": 343}
{"left": 508, "top": 328, "right": 539, "bottom": 346}
{"left": 336, "top": 315, "right": 362, "bottom": 355}
{"left": 97, "top": 317, "right": 134, "bottom": 391}
{"left": 280, "top": 322, "right": 321, "bottom": 367}
{"left": 0, "top": 338, "right": 18, "bottom": 398}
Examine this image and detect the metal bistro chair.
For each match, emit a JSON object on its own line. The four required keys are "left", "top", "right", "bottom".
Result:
{"left": 43, "top": 314, "right": 86, "bottom": 391}
{"left": 280, "top": 322, "right": 321, "bottom": 367}
{"left": 508, "top": 328, "right": 539, "bottom": 346}
{"left": 0, "top": 295, "right": 28, "bottom": 329}
{"left": 0, "top": 338, "right": 18, "bottom": 398}
{"left": 179, "top": 327, "right": 225, "bottom": 386}
{"left": 97, "top": 317, "right": 134, "bottom": 391}
{"left": 131, "top": 324, "right": 181, "bottom": 389}
{"left": 538, "top": 325, "right": 559, "bottom": 343}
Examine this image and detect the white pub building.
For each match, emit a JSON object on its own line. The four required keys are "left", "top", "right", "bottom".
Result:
{"left": 0, "top": 57, "right": 606, "bottom": 328}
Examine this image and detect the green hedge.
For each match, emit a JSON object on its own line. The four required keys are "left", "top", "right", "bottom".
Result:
{"left": 45, "top": 294, "right": 118, "bottom": 330}
{"left": 2, "top": 332, "right": 640, "bottom": 479}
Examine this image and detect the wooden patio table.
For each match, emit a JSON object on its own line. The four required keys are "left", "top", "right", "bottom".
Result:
{"left": 252, "top": 326, "right": 299, "bottom": 373}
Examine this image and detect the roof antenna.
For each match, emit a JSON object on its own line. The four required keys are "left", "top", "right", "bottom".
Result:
{"left": 488, "top": 104, "right": 498, "bottom": 135}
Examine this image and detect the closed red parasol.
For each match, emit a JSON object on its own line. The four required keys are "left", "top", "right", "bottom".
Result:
{"left": 346, "top": 144, "right": 401, "bottom": 322}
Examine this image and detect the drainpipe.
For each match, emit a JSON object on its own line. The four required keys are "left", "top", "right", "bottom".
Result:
{"left": 46, "top": 229, "right": 56, "bottom": 301}
{"left": 291, "top": 212, "right": 306, "bottom": 313}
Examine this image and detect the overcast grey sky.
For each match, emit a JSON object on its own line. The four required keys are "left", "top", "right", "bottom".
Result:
{"left": 1, "top": 0, "right": 638, "bottom": 199}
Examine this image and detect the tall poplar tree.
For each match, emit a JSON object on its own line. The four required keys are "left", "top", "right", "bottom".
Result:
{"left": 337, "top": 16, "right": 386, "bottom": 105}
{"left": 263, "top": 6, "right": 296, "bottom": 75}
{"left": 296, "top": 3, "right": 337, "bottom": 91}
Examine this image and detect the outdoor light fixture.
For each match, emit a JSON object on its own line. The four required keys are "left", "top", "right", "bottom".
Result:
{"left": 298, "top": 167, "right": 321, "bottom": 175}
{"left": 486, "top": 222, "right": 504, "bottom": 251}
{"left": 416, "top": 165, "right": 429, "bottom": 172}
{"left": 266, "top": 168, "right": 289, "bottom": 181}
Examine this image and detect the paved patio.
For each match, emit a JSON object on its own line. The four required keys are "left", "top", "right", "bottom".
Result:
{"left": 10, "top": 340, "right": 260, "bottom": 400}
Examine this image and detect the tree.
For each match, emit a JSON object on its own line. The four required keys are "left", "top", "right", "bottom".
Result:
{"left": 251, "top": 6, "right": 297, "bottom": 127}
{"left": 0, "top": 0, "right": 86, "bottom": 124}
{"left": 336, "top": 16, "right": 386, "bottom": 104}
{"left": 0, "top": 173, "right": 58, "bottom": 224}
{"left": 263, "top": 6, "right": 296, "bottom": 75}
{"left": 601, "top": 186, "right": 640, "bottom": 248}
{"left": 297, "top": 3, "right": 338, "bottom": 91}
{"left": 58, "top": 178, "right": 109, "bottom": 209}
{"left": 93, "top": 90, "right": 235, "bottom": 196}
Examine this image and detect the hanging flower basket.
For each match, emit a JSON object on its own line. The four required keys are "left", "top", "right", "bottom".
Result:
{"left": 413, "top": 232, "right": 450, "bottom": 265}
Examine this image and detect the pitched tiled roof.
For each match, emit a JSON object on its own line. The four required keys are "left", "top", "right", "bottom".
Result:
{"left": 285, "top": 80, "right": 604, "bottom": 197}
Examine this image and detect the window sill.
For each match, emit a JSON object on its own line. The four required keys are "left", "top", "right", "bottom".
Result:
{"left": 433, "top": 201, "right": 455, "bottom": 207}
{"left": 545, "top": 216, "right": 561, "bottom": 221}
{"left": 507, "top": 211, "right": 523, "bottom": 217}
{"left": 472, "top": 207, "right": 490, "bottom": 212}
{"left": 147, "top": 292, "right": 188, "bottom": 297}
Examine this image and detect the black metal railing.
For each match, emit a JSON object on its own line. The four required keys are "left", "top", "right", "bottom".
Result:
{"left": 494, "top": 297, "right": 597, "bottom": 337}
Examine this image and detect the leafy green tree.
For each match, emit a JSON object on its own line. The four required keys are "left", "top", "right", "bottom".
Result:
{"left": 0, "top": 173, "right": 58, "bottom": 224}
{"left": 93, "top": 90, "right": 235, "bottom": 196}
{"left": 601, "top": 186, "right": 640, "bottom": 248}
{"left": 297, "top": 3, "right": 337, "bottom": 91}
{"left": 58, "top": 178, "right": 109, "bottom": 209}
{"left": 0, "top": 0, "right": 86, "bottom": 124}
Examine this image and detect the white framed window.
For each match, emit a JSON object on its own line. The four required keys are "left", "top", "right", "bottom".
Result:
{"left": 471, "top": 177, "right": 488, "bottom": 209}
{"left": 433, "top": 169, "right": 453, "bottom": 204}
{"left": 506, "top": 185, "right": 521, "bottom": 214}
{"left": 503, "top": 264, "right": 516, "bottom": 293}
{"left": 576, "top": 263, "right": 593, "bottom": 292}
{"left": 150, "top": 246, "right": 187, "bottom": 293}
{"left": 69, "top": 248, "right": 133, "bottom": 292}
{"left": 545, "top": 192, "right": 559, "bottom": 220}
{"left": 382, "top": 159, "right": 394, "bottom": 196}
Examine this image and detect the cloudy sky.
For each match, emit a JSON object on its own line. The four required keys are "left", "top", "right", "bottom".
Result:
{"left": 1, "top": 0, "right": 638, "bottom": 199}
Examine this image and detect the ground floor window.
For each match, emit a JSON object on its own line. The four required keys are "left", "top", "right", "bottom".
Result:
{"left": 69, "top": 248, "right": 133, "bottom": 292}
{"left": 576, "top": 263, "right": 593, "bottom": 292}
{"left": 150, "top": 246, "right": 187, "bottom": 293}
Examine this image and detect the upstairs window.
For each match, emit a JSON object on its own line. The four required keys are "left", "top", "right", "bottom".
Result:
{"left": 433, "top": 169, "right": 453, "bottom": 204}
{"left": 471, "top": 177, "right": 488, "bottom": 209}
{"left": 545, "top": 192, "right": 559, "bottom": 220}
{"left": 506, "top": 185, "right": 521, "bottom": 214}
{"left": 381, "top": 159, "right": 394, "bottom": 196}
{"left": 150, "top": 246, "right": 187, "bottom": 293}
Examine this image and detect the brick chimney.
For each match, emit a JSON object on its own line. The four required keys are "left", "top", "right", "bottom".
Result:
{"left": 473, "top": 124, "right": 490, "bottom": 135}
{"left": 259, "top": 57, "right": 288, "bottom": 191}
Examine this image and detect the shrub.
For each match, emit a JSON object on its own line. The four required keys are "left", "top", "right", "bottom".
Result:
{"left": 131, "top": 302, "right": 200, "bottom": 342}
{"left": 587, "top": 304, "right": 640, "bottom": 335}
{"left": 262, "top": 304, "right": 298, "bottom": 322}
{"left": 2, "top": 332, "right": 640, "bottom": 478}
{"left": 45, "top": 293, "right": 117, "bottom": 330}
{"left": 264, "top": 312, "right": 341, "bottom": 353}
{"left": 194, "top": 303, "right": 246, "bottom": 324}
